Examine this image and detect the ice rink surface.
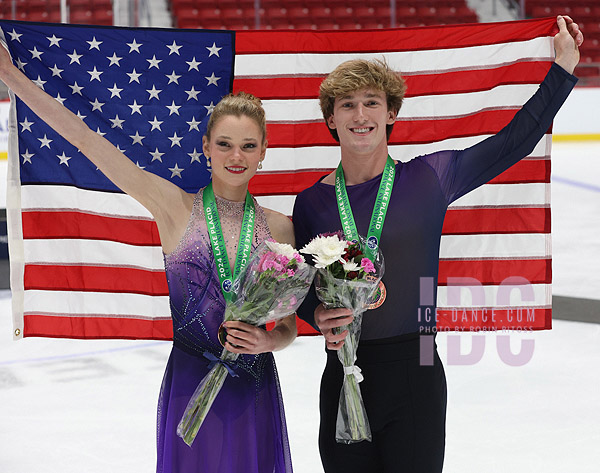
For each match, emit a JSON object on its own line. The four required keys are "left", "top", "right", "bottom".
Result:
{"left": 1, "top": 141, "right": 599, "bottom": 473}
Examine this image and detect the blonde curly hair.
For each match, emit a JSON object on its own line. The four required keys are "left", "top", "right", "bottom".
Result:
{"left": 319, "top": 59, "right": 407, "bottom": 141}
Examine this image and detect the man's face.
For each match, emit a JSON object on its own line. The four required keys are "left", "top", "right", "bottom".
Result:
{"left": 327, "top": 88, "right": 396, "bottom": 156}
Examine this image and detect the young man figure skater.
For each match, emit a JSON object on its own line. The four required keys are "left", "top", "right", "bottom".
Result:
{"left": 293, "top": 16, "right": 583, "bottom": 473}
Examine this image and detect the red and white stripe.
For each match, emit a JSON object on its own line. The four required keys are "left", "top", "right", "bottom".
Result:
{"left": 8, "top": 18, "right": 558, "bottom": 339}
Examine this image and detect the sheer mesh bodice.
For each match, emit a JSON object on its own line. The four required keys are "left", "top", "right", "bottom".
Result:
{"left": 157, "top": 189, "right": 292, "bottom": 473}
{"left": 163, "top": 190, "right": 272, "bottom": 377}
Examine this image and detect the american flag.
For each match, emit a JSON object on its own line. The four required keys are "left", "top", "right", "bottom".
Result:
{"left": 2, "top": 17, "right": 558, "bottom": 340}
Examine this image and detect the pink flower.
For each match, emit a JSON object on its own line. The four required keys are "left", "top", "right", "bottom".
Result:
{"left": 260, "top": 252, "right": 291, "bottom": 274}
{"left": 360, "top": 258, "right": 375, "bottom": 273}
{"left": 287, "top": 269, "right": 295, "bottom": 277}
{"left": 278, "top": 255, "right": 290, "bottom": 266}
{"left": 260, "top": 253, "right": 281, "bottom": 272}
{"left": 257, "top": 252, "right": 271, "bottom": 272}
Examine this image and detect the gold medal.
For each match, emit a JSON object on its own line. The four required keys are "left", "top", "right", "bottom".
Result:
{"left": 366, "top": 278, "right": 386, "bottom": 310}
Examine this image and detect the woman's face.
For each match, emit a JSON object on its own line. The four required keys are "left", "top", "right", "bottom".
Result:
{"left": 203, "top": 114, "right": 266, "bottom": 195}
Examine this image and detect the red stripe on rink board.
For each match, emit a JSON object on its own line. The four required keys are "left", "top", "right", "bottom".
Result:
{"left": 22, "top": 211, "right": 161, "bottom": 246}
{"left": 266, "top": 109, "right": 542, "bottom": 147}
{"left": 23, "top": 314, "right": 174, "bottom": 340}
{"left": 442, "top": 208, "right": 550, "bottom": 235}
{"left": 437, "top": 259, "right": 551, "bottom": 286}
{"left": 24, "top": 265, "right": 170, "bottom": 295}
{"left": 233, "top": 61, "right": 553, "bottom": 100}
{"left": 235, "top": 17, "right": 556, "bottom": 53}
{"left": 436, "top": 307, "right": 552, "bottom": 330}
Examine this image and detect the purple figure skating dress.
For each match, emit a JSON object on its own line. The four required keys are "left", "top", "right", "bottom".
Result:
{"left": 157, "top": 190, "right": 293, "bottom": 473}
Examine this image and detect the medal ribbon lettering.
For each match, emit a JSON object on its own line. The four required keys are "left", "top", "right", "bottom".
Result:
{"left": 335, "top": 155, "right": 395, "bottom": 261}
{"left": 203, "top": 182, "right": 255, "bottom": 302}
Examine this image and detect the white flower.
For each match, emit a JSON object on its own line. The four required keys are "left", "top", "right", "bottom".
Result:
{"left": 265, "top": 240, "right": 296, "bottom": 259}
{"left": 313, "top": 255, "right": 344, "bottom": 269}
{"left": 300, "top": 235, "right": 348, "bottom": 269}
{"left": 265, "top": 240, "right": 306, "bottom": 267}
{"left": 342, "top": 260, "right": 359, "bottom": 272}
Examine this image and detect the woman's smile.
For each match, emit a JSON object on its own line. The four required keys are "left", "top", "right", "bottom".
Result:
{"left": 225, "top": 165, "right": 247, "bottom": 174}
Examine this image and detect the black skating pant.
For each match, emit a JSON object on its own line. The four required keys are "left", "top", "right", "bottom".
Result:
{"left": 319, "top": 334, "right": 447, "bottom": 473}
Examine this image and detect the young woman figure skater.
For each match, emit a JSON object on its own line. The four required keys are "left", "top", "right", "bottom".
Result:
{"left": 0, "top": 42, "right": 295, "bottom": 473}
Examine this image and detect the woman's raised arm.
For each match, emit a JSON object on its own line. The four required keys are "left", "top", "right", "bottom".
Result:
{"left": 0, "top": 40, "right": 191, "bottom": 252}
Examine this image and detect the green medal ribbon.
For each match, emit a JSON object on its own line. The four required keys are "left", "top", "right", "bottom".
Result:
{"left": 203, "top": 182, "right": 256, "bottom": 302}
{"left": 335, "top": 155, "right": 395, "bottom": 260}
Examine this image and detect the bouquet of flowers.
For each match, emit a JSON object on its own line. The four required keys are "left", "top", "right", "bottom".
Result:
{"left": 177, "top": 239, "right": 316, "bottom": 447}
{"left": 301, "top": 232, "right": 384, "bottom": 444}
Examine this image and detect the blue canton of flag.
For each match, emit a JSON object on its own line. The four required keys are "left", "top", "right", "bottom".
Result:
{"left": 0, "top": 20, "right": 235, "bottom": 193}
